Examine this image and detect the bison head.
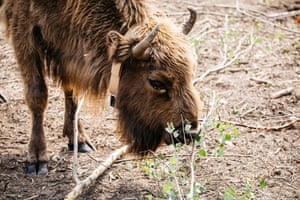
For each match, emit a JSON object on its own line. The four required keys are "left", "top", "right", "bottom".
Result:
{"left": 106, "top": 10, "right": 200, "bottom": 154}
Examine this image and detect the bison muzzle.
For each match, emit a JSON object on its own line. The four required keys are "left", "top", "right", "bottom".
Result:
{"left": 0, "top": 0, "right": 200, "bottom": 176}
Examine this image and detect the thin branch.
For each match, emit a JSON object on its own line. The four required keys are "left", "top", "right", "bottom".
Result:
{"left": 66, "top": 94, "right": 131, "bottom": 199}
{"left": 237, "top": 9, "right": 300, "bottom": 35}
{"left": 267, "top": 10, "right": 300, "bottom": 19}
{"left": 250, "top": 77, "right": 272, "bottom": 85}
{"left": 24, "top": 195, "right": 39, "bottom": 200}
{"left": 271, "top": 87, "right": 294, "bottom": 99}
{"left": 188, "top": 141, "right": 196, "bottom": 199}
{"left": 200, "top": 3, "right": 300, "bottom": 20}
{"left": 72, "top": 97, "right": 85, "bottom": 185}
{"left": 65, "top": 145, "right": 130, "bottom": 200}
{"left": 114, "top": 152, "right": 253, "bottom": 164}
{"left": 208, "top": 118, "right": 300, "bottom": 131}
{"left": 193, "top": 29, "right": 255, "bottom": 84}
{"left": 189, "top": 90, "right": 217, "bottom": 198}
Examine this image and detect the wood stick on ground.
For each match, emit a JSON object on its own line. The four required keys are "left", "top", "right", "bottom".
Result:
{"left": 267, "top": 10, "right": 300, "bottom": 19}
{"left": 65, "top": 145, "right": 130, "bottom": 200}
{"left": 250, "top": 77, "right": 272, "bottom": 85}
{"left": 271, "top": 87, "right": 293, "bottom": 99}
{"left": 219, "top": 118, "right": 300, "bottom": 131}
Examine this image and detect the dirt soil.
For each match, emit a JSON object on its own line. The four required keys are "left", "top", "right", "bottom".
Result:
{"left": 0, "top": 0, "right": 299, "bottom": 199}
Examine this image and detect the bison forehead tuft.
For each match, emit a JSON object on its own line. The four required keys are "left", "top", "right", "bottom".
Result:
{"left": 127, "top": 21, "right": 197, "bottom": 73}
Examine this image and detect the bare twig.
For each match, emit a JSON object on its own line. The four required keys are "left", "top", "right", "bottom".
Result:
{"left": 271, "top": 87, "right": 294, "bottom": 99}
{"left": 114, "top": 151, "right": 253, "bottom": 164}
{"left": 267, "top": 10, "right": 300, "bottom": 19}
{"left": 240, "top": 106, "right": 257, "bottom": 118}
{"left": 72, "top": 97, "right": 85, "bottom": 184}
{"left": 250, "top": 77, "right": 272, "bottom": 85}
{"left": 201, "top": 3, "right": 300, "bottom": 21}
{"left": 24, "top": 195, "right": 39, "bottom": 200}
{"left": 189, "top": 90, "right": 217, "bottom": 198}
{"left": 207, "top": 118, "right": 300, "bottom": 131}
{"left": 66, "top": 95, "right": 130, "bottom": 199}
{"left": 193, "top": 24, "right": 255, "bottom": 84}
{"left": 65, "top": 145, "right": 130, "bottom": 200}
{"left": 238, "top": 9, "right": 300, "bottom": 35}
{"left": 188, "top": 141, "right": 196, "bottom": 199}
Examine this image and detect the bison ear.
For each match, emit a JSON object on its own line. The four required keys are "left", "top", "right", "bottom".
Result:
{"left": 106, "top": 31, "right": 132, "bottom": 62}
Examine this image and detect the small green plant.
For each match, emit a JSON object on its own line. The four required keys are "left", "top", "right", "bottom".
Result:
{"left": 223, "top": 176, "right": 268, "bottom": 200}
{"left": 138, "top": 119, "right": 240, "bottom": 200}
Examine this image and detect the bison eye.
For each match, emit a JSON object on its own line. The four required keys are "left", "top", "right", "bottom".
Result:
{"left": 149, "top": 79, "right": 167, "bottom": 92}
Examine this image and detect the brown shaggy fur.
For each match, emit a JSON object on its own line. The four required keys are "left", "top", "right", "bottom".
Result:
{"left": 0, "top": 0, "right": 200, "bottom": 169}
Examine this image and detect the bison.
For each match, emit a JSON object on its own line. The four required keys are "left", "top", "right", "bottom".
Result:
{"left": 0, "top": 0, "right": 201, "bottom": 176}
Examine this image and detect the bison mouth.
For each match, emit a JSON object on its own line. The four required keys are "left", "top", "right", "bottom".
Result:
{"left": 163, "top": 124, "right": 201, "bottom": 145}
{"left": 121, "top": 120, "right": 200, "bottom": 155}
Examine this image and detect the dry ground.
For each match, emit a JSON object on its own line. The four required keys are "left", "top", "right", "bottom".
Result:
{"left": 0, "top": 0, "right": 299, "bottom": 199}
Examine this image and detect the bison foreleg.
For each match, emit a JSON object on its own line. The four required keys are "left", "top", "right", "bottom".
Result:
{"left": 63, "top": 90, "right": 95, "bottom": 152}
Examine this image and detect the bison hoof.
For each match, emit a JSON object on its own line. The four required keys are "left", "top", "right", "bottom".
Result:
{"left": 0, "top": 94, "right": 6, "bottom": 103}
{"left": 26, "top": 162, "right": 48, "bottom": 176}
{"left": 68, "top": 143, "right": 93, "bottom": 153}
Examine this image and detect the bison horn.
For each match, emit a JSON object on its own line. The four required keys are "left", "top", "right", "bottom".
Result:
{"left": 132, "top": 23, "right": 160, "bottom": 59}
{"left": 182, "top": 8, "right": 197, "bottom": 35}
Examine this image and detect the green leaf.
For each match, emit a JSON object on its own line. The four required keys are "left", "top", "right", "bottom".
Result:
{"left": 232, "top": 128, "right": 240, "bottom": 136}
{"left": 173, "top": 130, "right": 179, "bottom": 138}
{"left": 126, "top": 162, "right": 133, "bottom": 170}
{"left": 225, "top": 134, "right": 232, "bottom": 142}
{"left": 193, "top": 38, "right": 200, "bottom": 47}
{"left": 224, "top": 187, "right": 236, "bottom": 200}
{"left": 170, "top": 156, "right": 177, "bottom": 165}
{"left": 259, "top": 180, "right": 267, "bottom": 189}
{"left": 198, "top": 149, "right": 207, "bottom": 157}
{"left": 157, "top": 153, "right": 165, "bottom": 160}
{"left": 185, "top": 123, "right": 192, "bottom": 132}
{"left": 195, "top": 134, "right": 203, "bottom": 143}
{"left": 216, "top": 122, "right": 226, "bottom": 133}
{"left": 232, "top": 108, "right": 239, "bottom": 115}
{"left": 216, "top": 149, "right": 224, "bottom": 157}
{"left": 145, "top": 194, "right": 153, "bottom": 200}
{"left": 163, "top": 182, "right": 174, "bottom": 196}
{"left": 165, "top": 122, "right": 175, "bottom": 133}
{"left": 259, "top": 176, "right": 268, "bottom": 189}
{"left": 227, "top": 49, "right": 235, "bottom": 58}
{"left": 255, "top": 37, "right": 263, "bottom": 44}
{"left": 245, "top": 181, "right": 255, "bottom": 198}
